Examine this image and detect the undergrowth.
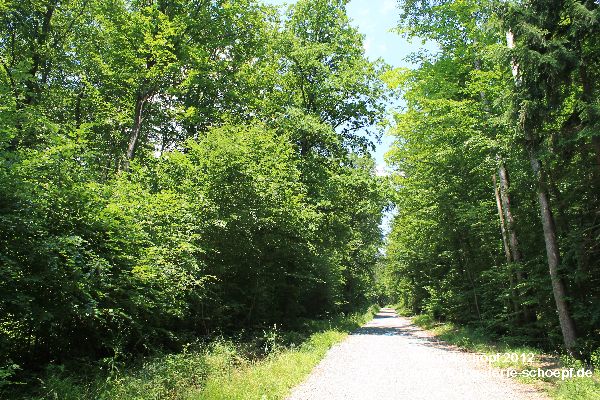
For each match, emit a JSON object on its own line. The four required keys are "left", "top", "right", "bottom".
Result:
{"left": 8, "top": 305, "right": 379, "bottom": 400}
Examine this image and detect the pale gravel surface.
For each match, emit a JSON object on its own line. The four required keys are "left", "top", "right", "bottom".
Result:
{"left": 287, "top": 308, "right": 548, "bottom": 400}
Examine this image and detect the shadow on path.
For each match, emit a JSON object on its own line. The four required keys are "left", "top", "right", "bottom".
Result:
{"left": 349, "top": 308, "right": 464, "bottom": 354}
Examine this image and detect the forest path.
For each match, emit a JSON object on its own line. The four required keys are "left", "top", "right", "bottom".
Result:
{"left": 286, "top": 308, "right": 547, "bottom": 400}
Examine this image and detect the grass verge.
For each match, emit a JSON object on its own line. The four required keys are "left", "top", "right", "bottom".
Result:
{"left": 16, "top": 305, "right": 379, "bottom": 400}
{"left": 408, "top": 313, "right": 600, "bottom": 400}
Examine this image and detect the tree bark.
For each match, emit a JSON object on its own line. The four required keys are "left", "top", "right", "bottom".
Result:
{"left": 494, "top": 173, "right": 521, "bottom": 320}
{"left": 528, "top": 154, "right": 577, "bottom": 352}
{"left": 123, "top": 91, "right": 149, "bottom": 171}
{"left": 498, "top": 162, "right": 522, "bottom": 263}
{"left": 499, "top": 161, "right": 538, "bottom": 323}
{"left": 493, "top": 174, "right": 512, "bottom": 263}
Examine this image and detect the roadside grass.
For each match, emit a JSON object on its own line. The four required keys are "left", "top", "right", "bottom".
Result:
{"left": 408, "top": 313, "right": 600, "bottom": 400}
{"left": 199, "top": 329, "right": 347, "bottom": 399}
{"left": 18, "top": 305, "right": 379, "bottom": 400}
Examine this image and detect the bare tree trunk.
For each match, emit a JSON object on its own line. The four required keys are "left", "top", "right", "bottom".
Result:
{"left": 500, "top": 161, "right": 539, "bottom": 323}
{"left": 493, "top": 174, "right": 512, "bottom": 263}
{"left": 123, "top": 91, "right": 149, "bottom": 171}
{"left": 498, "top": 162, "right": 522, "bottom": 263}
{"left": 498, "top": 161, "right": 535, "bottom": 323}
{"left": 528, "top": 154, "right": 577, "bottom": 352}
{"left": 493, "top": 174, "right": 520, "bottom": 318}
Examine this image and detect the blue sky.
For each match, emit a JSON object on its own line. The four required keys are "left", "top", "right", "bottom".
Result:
{"left": 261, "top": 0, "right": 420, "bottom": 174}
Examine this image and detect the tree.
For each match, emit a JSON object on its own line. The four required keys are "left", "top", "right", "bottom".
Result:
{"left": 0, "top": 0, "right": 390, "bottom": 385}
{"left": 275, "top": 0, "right": 388, "bottom": 154}
{"left": 384, "top": 0, "right": 600, "bottom": 356}
{"left": 503, "top": 0, "right": 579, "bottom": 353}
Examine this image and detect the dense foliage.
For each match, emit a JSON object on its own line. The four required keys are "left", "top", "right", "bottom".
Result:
{"left": 0, "top": 0, "right": 389, "bottom": 389}
{"left": 382, "top": 0, "right": 600, "bottom": 358}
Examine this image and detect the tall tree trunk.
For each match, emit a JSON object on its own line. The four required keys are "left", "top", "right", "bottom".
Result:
{"left": 123, "top": 91, "right": 149, "bottom": 171}
{"left": 493, "top": 174, "right": 512, "bottom": 263}
{"left": 498, "top": 161, "right": 535, "bottom": 323}
{"left": 493, "top": 174, "right": 520, "bottom": 319}
{"left": 507, "top": 29, "right": 576, "bottom": 352}
{"left": 498, "top": 162, "right": 522, "bottom": 264}
{"left": 528, "top": 153, "right": 577, "bottom": 352}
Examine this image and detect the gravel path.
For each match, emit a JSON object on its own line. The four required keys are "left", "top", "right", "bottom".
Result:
{"left": 287, "top": 308, "right": 548, "bottom": 400}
